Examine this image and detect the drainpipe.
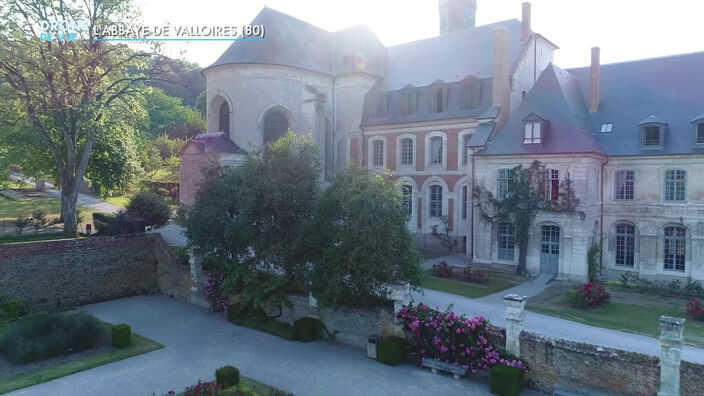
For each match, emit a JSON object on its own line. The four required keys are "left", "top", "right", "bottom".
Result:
{"left": 469, "top": 147, "right": 477, "bottom": 262}
{"left": 599, "top": 155, "right": 609, "bottom": 278}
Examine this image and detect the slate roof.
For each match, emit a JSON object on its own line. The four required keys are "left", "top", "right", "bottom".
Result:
{"left": 382, "top": 20, "right": 524, "bottom": 90}
{"left": 188, "top": 132, "right": 246, "bottom": 154}
{"left": 484, "top": 51, "right": 704, "bottom": 157}
{"left": 207, "top": 7, "right": 385, "bottom": 77}
{"left": 483, "top": 63, "right": 603, "bottom": 155}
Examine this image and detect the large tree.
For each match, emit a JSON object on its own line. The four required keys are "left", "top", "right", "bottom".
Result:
{"left": 473, "top": 160, "right": 579, "bottom": 275}
{"left": 0, "top": 0, "right": 165, "bottom": 236}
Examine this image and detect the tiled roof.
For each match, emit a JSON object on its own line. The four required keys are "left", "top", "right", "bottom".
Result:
{"left": 189, "top": 132, "right": 246, "bottom": 154}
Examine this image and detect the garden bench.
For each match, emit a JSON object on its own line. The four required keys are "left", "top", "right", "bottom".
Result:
{"left": 422, "top": 358, "right": 466, "bottom": 380}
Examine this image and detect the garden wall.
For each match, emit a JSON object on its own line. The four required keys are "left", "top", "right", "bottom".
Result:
{"left": 0, "top": 234, "right": 160, "bottom": 311}
{"left": 271, "top": 295, "right": 395, "bottom": 349}
{"left": 485, "top": 325, "right": 704, "bottom": 396}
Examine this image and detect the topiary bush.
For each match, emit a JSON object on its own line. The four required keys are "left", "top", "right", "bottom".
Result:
{"left": 112, "top": 324, "right": 131, "bottom": 348}
{"left": 377, "top": 336, "right": 405, "bottom": 366}
{"left": 0, "top": 313, "right": 104, "bottom": 364}
{"left": 215, "top": 365, "right": 240, "bottom": 389}
{"left": 293, "top": 316, "right": 321, "bottom": 342}
{"left": 490, "top": 363, "right": 525, "bottom": 396}
{"left": 126, "top": 190, "right": 170, "bottom": 228}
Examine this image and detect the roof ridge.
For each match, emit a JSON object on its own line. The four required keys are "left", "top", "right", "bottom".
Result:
{"left": 566, "top": 49, "right": 704, "bottom": 72}
{"left": 260, "top": 6, "right": 333, "bottom": 35}
{"left": 386, "top": 18, "right": 520, "bottom": 51}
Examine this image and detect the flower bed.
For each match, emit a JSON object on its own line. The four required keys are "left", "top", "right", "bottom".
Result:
{"left": 686, "top": 299, "right": 704, "bottom": 321}
{"left": 396, "top": 303, "right": 526, "bottom": 373}
{"left": 566, "top": 282, "right": 610, "bottom": 308}
{"left": 430, "top": 261, "right": 489, "bottom": 284}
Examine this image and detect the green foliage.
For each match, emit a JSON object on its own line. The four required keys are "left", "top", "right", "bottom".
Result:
{"left": 490, "top": 364, "right": 525, "bottom": 396}
{"left": 0, "top": 294, "right": 27, "bottom": 322}
{"left": 293, "top": 317, "right": 322, "bottom": 342}
{"left": 227, "top": 305, "right": 295, "bottom": 341}
{"left": 143, "top": 88, "right": 206, "bottom": 139}
{"left": 170, "top": 246, "right": 191, "bottom": 266}
{"left": 126, "top": 191, "right": 170, "bottom": 228}
{"left": 619, "top": 272, "right": 704, "bottom": 298}
{"left": 14, "top": 216, "right": 30, "bottom": 235}
{"left": 587, "top": 242, "right": 601, "bottom": 282}
{"left": 377, "top": 336, "right": 405, "bottom": 366}
{"left": 111, "top": 324, "right": 132, "bottom": 348}
{"left": 215, "top": 365, "right": 240, "bottom": 388}
{"left": 0, "top": 313, "right": 104, "bottom": 364}
{"left": 308, "top": 166, "right": 422, "bottom": 308}
{"left": 187, "top": 132, "right": 322, "bottom": 311}
{"left": 153, "top": 134, "right": 187, "bottom": 159}
{"left": 430, "top": 215, "right": 458, "bottom": 252}
{"left": 473, "top": 160, "right": 578, "bottom": 275}
{"left": 146, "top": 59, "right": 205, "bottom": 108}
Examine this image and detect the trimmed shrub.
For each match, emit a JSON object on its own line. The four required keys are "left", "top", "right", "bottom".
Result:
{"left": 0, "top": 313, "right": 104, "bottom": 364}
{"left": 293, "top": 317, "right": 321, "bottom": 342}
{"left": 215, "top": 365, "right": 240, "bottom": 388}
{"left": 567, "top": 282, "right": 610, "bottom": 308}
{"left": 112, "top": 324, "right": 132, "bottom": 348}
{"left": 377, "top": 336, "right": 405, "bottom": 366}
{"left": 126, "top": 190, "right": 170, "bottom": 228}
{"left": 490, "top": 364, "right": 525, "bottom": 396}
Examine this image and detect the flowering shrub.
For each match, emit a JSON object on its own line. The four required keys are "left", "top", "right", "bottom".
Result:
{"left": 566, "top": 282, "right": 610, "bottom": 308}
{"left": 184, "top": 381, "right": 220, "bottom": 396}
{"left": 396, "top": 303, "right": 527, "bottom": 373}
{"left": 430, "top": 262, "right": 489, "bottom": 284}
{"left": 686, "top": 299, "right": 704, "bottom": 321}
{"left": 204, "top": 273, "right": 228, "bottom": 312}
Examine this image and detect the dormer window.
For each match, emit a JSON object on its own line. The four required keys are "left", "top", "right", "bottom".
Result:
{"left": 638, "top": 116, "right": 667, "bottom": 148}
{"left": 429, "top": 82, "right": 447, "bottom": 114}
{"left": 522, "top": 113, "right": 547, "bottom": 145}
{"left": 460, "top": 76, "right": 481, "bottom": 110}
{"left": 370, "top": 91, "right": 387, "bottom": 120}
{"left": 399, "top": 85, "right": 417, "bottom": 117}
{"left": 691, "top": 114, "right": 704, "bottom": 145}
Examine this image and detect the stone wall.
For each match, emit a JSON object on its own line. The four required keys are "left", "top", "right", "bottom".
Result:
{"left": 271, "top": 295, "right": 395, "bottom": 349}
{"left": 485, "top": 324, "right": 704, "bottom": 396}
{"left": 0, "top": 234, "right": 160, "bottom": 311}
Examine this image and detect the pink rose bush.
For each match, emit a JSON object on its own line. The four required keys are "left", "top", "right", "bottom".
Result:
{"left": 203, "top": 273, "right": 228, "bottom": 312}
{"left": 396, "top": 302, "right": 527, "bottom": 372}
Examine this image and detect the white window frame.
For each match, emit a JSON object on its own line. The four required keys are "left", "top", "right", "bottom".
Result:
{"left": 663, "top": 169, "right": 687, "bottom": 202}
{"left": 429, "top": 184, "right": 443, "bottom": 218}
{"left": 524, "top": 122, "right": 542, "bottom": 144}
{"left": 458, "top": 129, "right": 473, "bottom": 168}
{"left": 600, "top": 123, "right": 613, "bottom": 133}
{"left": 663, "top": 226, "right": 686, "bottom": 272}
{"left": 396, "top": 134, "right": 416, "bottom": 169}
{"left": 613, "top": 170, "right": 635, "bottom": 201}
{"left": 496, "top": 168, "right": 514, "bottom": 200}
{"left": 425, "top": 131, "right": 447, "bottom": 169}
{"left": 614, "top": 222, "right": 635, "bottom": 267}
{"left": 367, "top": 136, "right": 386, "bottom": 170}
{"left": 497, "top": 222, "right": 515, "bottom": 261}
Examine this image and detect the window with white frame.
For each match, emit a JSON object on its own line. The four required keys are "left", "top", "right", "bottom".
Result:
{"left": 372, "top": 139, "right": 384, "bottom": 167}
{"left": 462, "top": 134, "right": 471, "bottom": 165}
{"left": 430, "top": 137, "right": 443, "bottom": 165}
{"left": 664, "top": 226, "right": 686, "bottom": 271}
{"left": 429, "top": 185, "right": 442, "bottom": 217}
{"left": 642, "top": 125, "right": 662, "bottom": 146}
{"left": 496, "top": 168, "right": 514, "bottom": 199}
{"left": 664, "top": 169, "right": 686, "bottom": 202}
{"left": 600, "top": 123, "right": 613, "bottom": 133}
{"left": 370, "top": 91, "right": 387, "bottom": 120}
{"left": 614, "top": 170, "right": 634, "bottom": 200}
{"left": 524, "top": 122, "right": 541, "bottom": 144}
{"left": 542, "top": 169, "right": 560, "bottom": 201}
{"left": 696, "top": 123, "right": 704, "bottom": 145}
{"left": 461, "top": 185, "right": 468, "bottom": 220}
{"left": 401, "top": 138, "right": 414, "bottom": 166}
{"left": 429, "top": 84, "right": 446, "bottom": 114}
{"left": 402, "top": 185, "right": 413, "bottom": 216}
{"left": 460, "top": 77, "right": 481, "bottom": 110}
{"left": 615, "top": 223, "right": 635, "bottom": 267}
{"left": 399, "top": 87, "right": 417, "bottom": 117}
{"left": 498, "top": 222, "right": 515, "bottom": 260}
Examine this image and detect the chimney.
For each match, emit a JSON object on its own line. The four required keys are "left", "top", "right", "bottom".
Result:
{"left": 492, "top": 28, "right": 511, "bottom": 125}
{"left": 590, "top": 47, "right": 601, "bottom": 113}
{"left": 521, "top": 2, "right": 531, "bottom": 43}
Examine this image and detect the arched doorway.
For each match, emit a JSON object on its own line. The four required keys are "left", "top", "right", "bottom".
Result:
{"left": 263, "top": 110, "right": 288, "bottom": 145}
{"left": 540, "top": 225, "right": 560, "bottom": 274}
{"left": 219, "top": 102, "right": 230, "bottom": 134}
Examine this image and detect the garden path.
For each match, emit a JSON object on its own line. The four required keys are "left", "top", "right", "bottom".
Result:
{"left": 7, "top": 295, "right": 540, "bottom": 396}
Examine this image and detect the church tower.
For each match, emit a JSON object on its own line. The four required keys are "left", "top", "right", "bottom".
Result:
{"left": 439, "top": 0, "right": 477, "bottom": 35}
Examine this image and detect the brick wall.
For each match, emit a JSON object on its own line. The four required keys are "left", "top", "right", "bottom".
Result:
{"left": 0, "top": 234, "right": 160, "bottom": 311}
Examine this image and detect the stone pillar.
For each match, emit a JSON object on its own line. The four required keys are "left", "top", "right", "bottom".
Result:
{"left": 504, "top": 294, "right": 527, "bottom": 357}
{"left": 658, "top": 316, "right": 685, "bottom": 396}
{"left": 188, "top": 248, "right": 203, "bottom": 303}
{"left": 389, "top": 282, "right": 411, "bottom": 336}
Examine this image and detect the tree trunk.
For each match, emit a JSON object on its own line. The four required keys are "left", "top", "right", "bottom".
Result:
{"left": 516, "top": 236, "right": 529, "bottom": 276}
{"left": 61, "top": 175, "right": 80, "bottom": 238}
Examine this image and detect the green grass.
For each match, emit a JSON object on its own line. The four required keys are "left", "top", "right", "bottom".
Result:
{"left": 0, "top": 197, "right": 62, "bottom": 220}
{"left": 421, "top": 270, "right": 522, "bottom": 299}
{"left": 0, "top": 232, "right": 66, "bottom": 244}
{"left": 527, "top": 301, "right": 704, "bottom": 348}
{"left": 148, "top": 167, "right": 179, "bottom": 184}
{"left": 0, "top": 320, "right": 162, "bottom": 394}
{"left": 104, "top": 194, "right": 132, "bottom": 208}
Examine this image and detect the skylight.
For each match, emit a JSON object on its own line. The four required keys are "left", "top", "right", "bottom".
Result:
{"left": 600, "top": 123, "right": 613, "bottom": 133}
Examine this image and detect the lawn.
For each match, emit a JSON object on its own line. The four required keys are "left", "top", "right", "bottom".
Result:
{"left": 0, "top": 319, "right": 162, "bottom": 394}
{"left": 148, "top": 167, "right": 179, "bottom": 184}
{"left": 526, "top": 285, "right": 704, "bottom": 348}
{"left": 104, "top": 194, "right": 132, "bottom": 208}
{"left": 0, "top": 196, "right": 62, "bottom": 220}
{"left": 421, "top": 269, "right": 523, "bottom": 299}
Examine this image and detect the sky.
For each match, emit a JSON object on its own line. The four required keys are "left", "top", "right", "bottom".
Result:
{"left": 135, "top": 0, "right": 704, "bottom": 69}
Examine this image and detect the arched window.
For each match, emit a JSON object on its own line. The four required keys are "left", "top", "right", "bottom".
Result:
{"left": 430, "top": 137, "right": 443, "bottom": 165}
{"left": 664, "top": 226, "right": 686, "bottom": 271}
{"left": 372, "top": 140, "right": 384, "bottom": 167}
{"left": 219, "top": 102, "right": 230, "bottom": 134}
{"left": 401, "top": 138, "right": 414, "bottom": 166}
{"left": 615, "top": 223, "right": 635, "bottom": 267}
{"left": 263, "top": 110, "right": 288, "bottom": 145}
{"left": 402, "top": 185, "right": 413, "bottom": 216}
{"left": 429, "top": 185, "right": 443, "bottom": 217}
{"left": 461, "top": 185, "right": 468, "bottom": 220}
